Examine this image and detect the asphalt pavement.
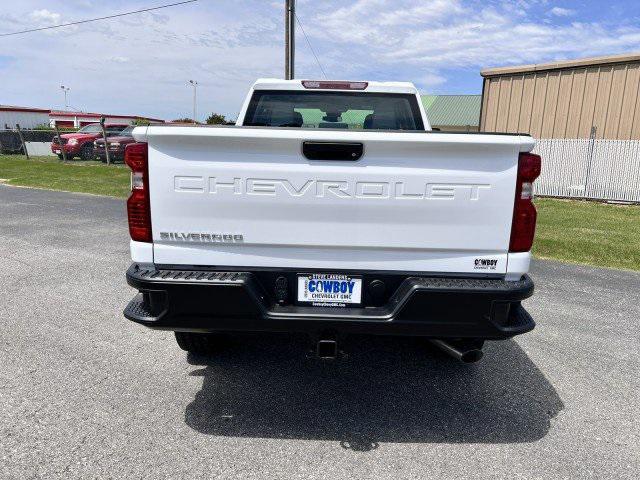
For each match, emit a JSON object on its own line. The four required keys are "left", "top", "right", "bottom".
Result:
{"left": 1, "top": 184, "right": 638, "bottom": 479}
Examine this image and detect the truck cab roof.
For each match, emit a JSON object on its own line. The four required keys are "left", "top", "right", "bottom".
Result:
{"left": 251, "top": 78, "right": 420, "bottom": 95}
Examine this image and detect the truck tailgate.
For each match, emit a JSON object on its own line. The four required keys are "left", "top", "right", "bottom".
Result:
{"left": 139, "top": 126, "right": 534, "bottom": 274}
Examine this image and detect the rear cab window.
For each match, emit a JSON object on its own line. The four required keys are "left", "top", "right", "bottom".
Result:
{"left": 243, "top": 90, "right": 424, "bottom": 131}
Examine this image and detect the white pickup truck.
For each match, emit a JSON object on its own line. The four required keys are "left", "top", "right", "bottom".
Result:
{"left": 123, "top": 79, "right": 541, "bottom": 363}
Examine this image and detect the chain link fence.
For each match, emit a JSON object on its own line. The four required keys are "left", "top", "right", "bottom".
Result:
{"left": 533, "top": 139, "right": 640, "bottom": 203}
{"left": 0, "top": 129, "right": 60, "bottom": 154}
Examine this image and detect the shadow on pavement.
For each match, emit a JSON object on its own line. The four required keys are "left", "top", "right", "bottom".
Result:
{"left": 184, "top": 334, "right": 563, "bottom": 451}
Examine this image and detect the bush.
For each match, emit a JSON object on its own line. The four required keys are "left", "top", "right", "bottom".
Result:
{"left": 206, "top": 113, "right": 227, "bottom": 125}
{"left": 171, "top": 117, "right": 198, "bottom": 124}
{"left": 32, "top": 123, "right": 77, "bottom": 132}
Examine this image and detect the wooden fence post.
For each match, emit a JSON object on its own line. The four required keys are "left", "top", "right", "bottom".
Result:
{"left": 53, "top": 123, "right": 68, "bottom": 162}
{"left": 15, "top": 124, "right": 29, "bottom": 159}
{"left": 99, "top": 117, "right": 111, "bottom": 165}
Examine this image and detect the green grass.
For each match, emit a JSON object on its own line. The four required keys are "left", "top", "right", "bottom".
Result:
{"left": 0, "top": 154, "right": 131, "bottom": 198}
{"left": 534, "top": 198, "right": 640, "bottom": 271}
{"left": 1, "top": 154, "right": 639, "bottom": 270}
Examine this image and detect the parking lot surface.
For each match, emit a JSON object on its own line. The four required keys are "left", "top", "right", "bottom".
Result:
{"left": 1, "top": 185, "right": 639, "bottom": 479}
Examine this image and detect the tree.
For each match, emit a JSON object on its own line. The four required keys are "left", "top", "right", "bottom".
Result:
{"left": 205, "top": 113, "right": 227, "bottom": 125}
{"left": 170, "top": 118, "right": 197, "bottom": 124}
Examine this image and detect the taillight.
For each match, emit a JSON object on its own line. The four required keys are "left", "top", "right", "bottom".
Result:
{"left": 124, "top": 142, "right": 151, "bottom": 242}
{"left": 302, "top": 80, "right": 368, "bottom": 90}
{"left": 509, "top": 152, "right": 542, "bottom": 252}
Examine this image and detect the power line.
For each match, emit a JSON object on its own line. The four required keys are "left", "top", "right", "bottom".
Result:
{"left": 294, "top": 13, "right": 327, "bottom": 79}
{"left": 0, "top": 0, "right": 199, "bottom": 37}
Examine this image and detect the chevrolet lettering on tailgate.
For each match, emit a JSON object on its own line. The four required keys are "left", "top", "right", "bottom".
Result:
{"left": 174, "top": 176, "right": 491, "bottom": 201}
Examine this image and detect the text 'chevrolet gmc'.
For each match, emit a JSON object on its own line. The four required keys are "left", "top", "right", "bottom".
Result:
{"left": 123, "top": 79, "right": 541, "bottom": 363}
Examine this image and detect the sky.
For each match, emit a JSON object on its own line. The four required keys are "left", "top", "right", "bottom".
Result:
{"left": 1, "top": 0, "right": 640, "bottom": 121}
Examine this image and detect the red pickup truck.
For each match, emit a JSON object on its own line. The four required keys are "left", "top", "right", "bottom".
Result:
{"left": 94, "top": 125, "right": 136, "bottom": 162}
{"left": 51, "top": 123, "right": 128, "bottom": 160}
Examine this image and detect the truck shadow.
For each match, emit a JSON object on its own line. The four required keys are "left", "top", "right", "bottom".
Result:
{"left": 184, "top": 334, "right": 563, "bottom": 451}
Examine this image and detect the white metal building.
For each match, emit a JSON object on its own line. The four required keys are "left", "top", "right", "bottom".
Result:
{"left": 49, "top": 110, "right": 164, "bottom": 128}
{"left": 0, "top": 105, "right": 50, "bottom": 129}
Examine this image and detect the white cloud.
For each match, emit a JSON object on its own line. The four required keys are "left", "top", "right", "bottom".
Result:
{"left": 305, "top": 0, "right": 640, "bottom": 74}
{"left": 375, "top": 0, "right": 464, "bottom": 26}
{"left": 29, "top": 9, "right": 61, "bottom": 25}
{"left": 0, "top": 1, "right": 283, "bottom": 120}
{"left": 550, "top": 7, "right": 575, "bottom": 17}
{"left": 416, "top": 73, "right": 447, "bottom": 90}
{"left": 1, "top": 0, "right": 639, "bottom": 120}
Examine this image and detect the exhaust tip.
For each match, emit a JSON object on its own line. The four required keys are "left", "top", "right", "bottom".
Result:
{"left": 428, "top": 339, "right": 485, "bottom": 364}
{"left": 460, "top": 349, "right": 484, "bottom": 364}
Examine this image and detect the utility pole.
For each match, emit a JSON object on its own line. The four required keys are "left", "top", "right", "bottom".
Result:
{"left": 285, "top": 0, "right": 295, "bottom": 79}
{"left": 60, "top": 85, "right": 70, "bottom": 110}
{"left": 189, "top": 80, "right": 198, "bottom": 124}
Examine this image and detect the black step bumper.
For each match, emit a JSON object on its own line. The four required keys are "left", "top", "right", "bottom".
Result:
{"left": 124, "top": 264, "right": 535, "bottom": 339}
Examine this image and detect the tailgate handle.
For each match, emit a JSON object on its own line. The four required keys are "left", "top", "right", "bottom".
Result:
{"left": 302, "top": 141, "right": 363, "bottom": 161}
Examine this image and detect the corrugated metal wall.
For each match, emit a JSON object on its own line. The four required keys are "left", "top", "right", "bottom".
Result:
{"left": 481, "top": 62, "right": 640, "bottom": 139}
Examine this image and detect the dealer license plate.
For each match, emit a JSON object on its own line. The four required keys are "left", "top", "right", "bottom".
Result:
{"left": 297, "top": 274, "right": 362, "bottom": 306}
{"left": 54, "top": 149, "right": 61, "bottom": 154}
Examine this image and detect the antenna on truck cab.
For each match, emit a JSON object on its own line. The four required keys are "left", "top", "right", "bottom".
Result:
{"left": 285, "top": 0, "right": 295, "bottom": 79}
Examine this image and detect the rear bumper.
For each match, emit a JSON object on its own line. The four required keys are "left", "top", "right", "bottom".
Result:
{"left": 124, "top": 264, "right": 535, "bottom": 339}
